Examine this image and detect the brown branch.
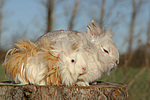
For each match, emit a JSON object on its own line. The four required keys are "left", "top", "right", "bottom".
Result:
{"left": 120, "top": 31, "right": 142, "bottom": 48}
{"left": 123, "top": 0, "right": 143, "bottom": 68}
{"left": 68, "top": 0, "right": 80, "bottom": 30}
{"left": 144, "top": 14, "right": 150, "bottom": 67}
{"left": 127, "top": 0, "right": 136, "bottom": 56}
{"left": 22, "top": 15, "right": 37, "bottom": 37}
{"left": 127, "top": 0, "right": 143, "bottom": 55}
{"left": 100, "top": 0, "right": 105, "bottom": 29}
{"left": 0, "top": 0, "right": 4, "bottom": 49}
{"left": 46, "top": 0, "right": 55, "bottom": 32}
{"left": 121, "top": 30, "right": 143, "bottom": 69}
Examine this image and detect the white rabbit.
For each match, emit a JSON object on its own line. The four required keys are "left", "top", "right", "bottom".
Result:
{"left": 76, "top": 22, "right": 119, "bottom": 86}
{"left": 35, "top": 20, "right": 119, "bottom": 86}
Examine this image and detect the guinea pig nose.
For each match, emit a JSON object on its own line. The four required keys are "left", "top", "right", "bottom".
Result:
{"left": 82, "top": 67, "right": 86, "bottom": 71}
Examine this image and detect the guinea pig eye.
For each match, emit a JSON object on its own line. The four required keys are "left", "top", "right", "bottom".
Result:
{"left": 71, "top": 59, "right": 75, "bottom": 63}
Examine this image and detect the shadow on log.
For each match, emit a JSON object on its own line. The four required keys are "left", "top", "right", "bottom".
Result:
{"left": 0, "top": 81, "right": 128, "bottom": 100}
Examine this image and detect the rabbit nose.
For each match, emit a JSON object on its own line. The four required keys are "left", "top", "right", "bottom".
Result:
{"left": 116, "top": 60, "right": 119, "bottom": 64}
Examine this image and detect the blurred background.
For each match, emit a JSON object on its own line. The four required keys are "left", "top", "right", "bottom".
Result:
{"left": 0, "top": 0, "right": 149, "bottom": 99}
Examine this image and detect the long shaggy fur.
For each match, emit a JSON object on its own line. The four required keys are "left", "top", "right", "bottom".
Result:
{"left": 3, "top": 38, "right": 40, "bottom": 83}
{"left": 36, "top": 38, "right": 62, "bottom": 85}
{"left": 3, "top": 20, "right": 119, "bottom": 87}
{"left": 49, "top": 41, "right": 87, "bottom": 86}
{"left": 3, "top": 38, "right": 62, "bottom": 85}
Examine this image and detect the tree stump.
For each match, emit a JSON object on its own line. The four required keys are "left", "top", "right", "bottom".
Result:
{"left": 0, "top": 81, "right": 128, "bottom": 100}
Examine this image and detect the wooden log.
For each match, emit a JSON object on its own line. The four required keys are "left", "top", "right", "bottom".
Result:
{"left": 0, "top": 81, "right": 128, "bottom": 100}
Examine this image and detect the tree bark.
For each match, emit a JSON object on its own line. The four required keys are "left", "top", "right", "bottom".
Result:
{"left": 0, "top": 81, "right": 128, "bottom": 100}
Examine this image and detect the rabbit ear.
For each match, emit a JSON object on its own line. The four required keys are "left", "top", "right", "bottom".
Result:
{"left": 87, "top": 24, "right": 94, "bottom": 41}
{"left": 91, "top": 20, "right": 102, "bottom": 35}
{"left": 87, "top": 20, "right": 103, "bottom": 41}
{"left": 104, "top": 28, "right": 114, "bottom": 38}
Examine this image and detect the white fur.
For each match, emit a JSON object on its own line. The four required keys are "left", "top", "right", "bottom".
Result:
{"left": 76, "top": 22, "right": 119, "bottom": 85}
{"left": 25, "top": 57, "right": 47, "bottom": 85}
{"left": 8, "top": 20, "right": 119, "bottom": 86}
{"left": 14, "top": 63, "right": 28, "bottom": 84}
{"left": 14, "top": 56, "right": 47, "bottom": 85}
{"left": 50, "top": 41, "right": 87, "bottom": 86}
{"left": 35, "top": 21, "right": 119, "bottom": 86}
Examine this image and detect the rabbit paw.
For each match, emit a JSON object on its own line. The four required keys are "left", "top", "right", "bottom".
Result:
{"left": 76, "top": 81, "right": 89, "bottom": 86}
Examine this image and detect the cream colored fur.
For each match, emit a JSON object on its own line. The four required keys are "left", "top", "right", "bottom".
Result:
{"left": 76, "top": 23, "right": 119, "bottom": 86}
{"left": 3, "top": 38, "right": 87, "bottom": 86}
{"left": 3, "top": 20, "right": 119, "bottom": 86}
{"left": 35, "top": 20, "right": 119, "bottom": 86}
{"left": 49, "top": 41, "right": 87, "bottom": 86}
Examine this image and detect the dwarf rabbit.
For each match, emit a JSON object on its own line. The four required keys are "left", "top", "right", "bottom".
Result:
{"left": 76, "top": 21, "right": 119, "bottom": 86}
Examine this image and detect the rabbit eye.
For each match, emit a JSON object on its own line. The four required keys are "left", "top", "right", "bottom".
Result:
{"left": 100, "top": 45, "right": 109, "bottom": 54}
{"left": 103, "top": 49, "right": 109, "bottom": 54}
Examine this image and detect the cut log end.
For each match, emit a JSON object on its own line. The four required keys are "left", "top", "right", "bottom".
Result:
{"left": 0, "top": 81, "right": 128, "bottom": 100}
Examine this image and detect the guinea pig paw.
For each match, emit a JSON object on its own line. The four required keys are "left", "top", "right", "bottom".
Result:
{"left": 57, "top": 83, "right": 64, "bottom": 86}
{"left": 72, "top": 84, "right": 75, "bottom": 86}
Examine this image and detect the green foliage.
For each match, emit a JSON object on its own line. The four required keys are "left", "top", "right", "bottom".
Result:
{"left": 100, "top": 67, "right": 150, "bottom": 100}
{"left": 0, "top": 64, "right": 7, "bottom": 81}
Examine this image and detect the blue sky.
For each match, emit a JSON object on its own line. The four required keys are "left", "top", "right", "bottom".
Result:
{"left": 1, "top": 0, "right": 150, "bottom": 53}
